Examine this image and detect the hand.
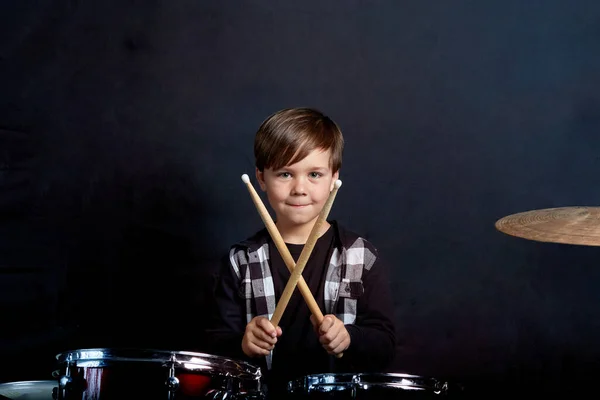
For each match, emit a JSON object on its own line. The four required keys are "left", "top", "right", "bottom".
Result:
{"left": 242, "top": 316, "right": 283, "bottom": 357}
{"left": 310, "top": 314, "right": 350, "bottom": 355}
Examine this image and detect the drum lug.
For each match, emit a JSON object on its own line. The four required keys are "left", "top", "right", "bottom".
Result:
{"left": 57, "top": 356, "right": 84, "bottom": 400}
{"left": 165, "top": 357, "right": 180, "bottom": 400}
{"left": 165, "top": 376, "right": 180, "bottom": 396}
{"left": 59, "top": 374, "right": 72, "bottom": 390}
{"left": 57, "top": 374, "right": 84, "bottom": 399}
{"left": 351, "top": 374, "right": 360, "bottom": 399}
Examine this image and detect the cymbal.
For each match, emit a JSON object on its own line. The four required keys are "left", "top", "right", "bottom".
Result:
{"left": 495, "top": 206, "right": 600, "bottom": 246}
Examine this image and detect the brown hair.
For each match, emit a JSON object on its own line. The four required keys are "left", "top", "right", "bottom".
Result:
{"left": 254, "top": 107, "right": 344, "bottom": 172}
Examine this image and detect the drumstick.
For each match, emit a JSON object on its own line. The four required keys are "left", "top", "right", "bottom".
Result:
{"left": 242, "top": 174, "right": 345, "bottom": 358}
{"left": 241, "top": 174, "right": 324, "bottom": 320}
{"left": 270, "top": 179, "right": 342, "bottom": 327}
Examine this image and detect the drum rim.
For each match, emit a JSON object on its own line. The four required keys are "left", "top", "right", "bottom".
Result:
{"left": 295, "top": 372, "right": 431, "bottom": 380}
{"left": 288, "top": 372, "right": 448, "bottom": 393}
{"left": 55, "top": 348, "right": 261, "bottom": 378}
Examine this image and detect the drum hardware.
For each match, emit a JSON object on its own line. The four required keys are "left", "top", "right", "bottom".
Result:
{"left": 165, "top": 354, "right": 180, "bottom": 400}
{"left": 56, "top": 363, "right": 71, "bottom": 400}
{"left": 53, "top": 348, "right": 264, "bottom": 399}
{"left": 287, "top": 372, "right": 453, "bottom": 399}
{"left": 54, "top": 353, "right": 84, "bottom": 400}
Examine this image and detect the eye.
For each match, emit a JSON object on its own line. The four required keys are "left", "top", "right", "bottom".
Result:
{"left": 309, "top": 172, "right": 322, "bottom": 179}
{"left": 277, "top": 172, "right": 292, "bottom": 179}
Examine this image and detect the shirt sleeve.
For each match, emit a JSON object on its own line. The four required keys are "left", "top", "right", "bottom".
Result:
{"left": 338, "top": 252, "right": 397, "bottom": 371}
{"left": 206, "top": 251, "right": 250, "bottom": 361}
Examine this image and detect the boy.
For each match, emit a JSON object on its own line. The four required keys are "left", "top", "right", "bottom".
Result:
{"left": 208, "top": 107, "right": 396, "bottom": 398}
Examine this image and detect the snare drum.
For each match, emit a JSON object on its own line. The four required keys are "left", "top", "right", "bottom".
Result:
{"left": 287, "top": 373, "right": 451, "bottom": 399}
{"left": 54, "top": 348, "right": 264, "bottom": 399}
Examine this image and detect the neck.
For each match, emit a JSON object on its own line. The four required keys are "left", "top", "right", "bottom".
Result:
{"left": 277, "top": 219, "right": 331, "bottom": 245}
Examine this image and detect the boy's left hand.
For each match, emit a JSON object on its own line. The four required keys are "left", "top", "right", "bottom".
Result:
{"left": 310, "top": 314, "right": 350, "bottom": 355}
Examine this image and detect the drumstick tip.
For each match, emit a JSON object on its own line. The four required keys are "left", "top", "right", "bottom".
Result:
{"left": 334, "top": 179, "right": 342, "bottom": 189}
{"left": 241, "top": 174, "right": 250, "bottom": 184}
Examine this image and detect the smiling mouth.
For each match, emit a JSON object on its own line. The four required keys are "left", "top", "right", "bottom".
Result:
{"left": 288, "top": 203, "right": 310, "bottom": 207}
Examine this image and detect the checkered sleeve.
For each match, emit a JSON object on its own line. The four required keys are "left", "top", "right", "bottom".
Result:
{"left": 343, "top": 238, "right": 396, "bottom": 369}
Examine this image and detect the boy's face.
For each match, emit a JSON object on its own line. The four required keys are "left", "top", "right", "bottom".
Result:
{"left": 256, "top": 148, "right": 339, "bottom": 233}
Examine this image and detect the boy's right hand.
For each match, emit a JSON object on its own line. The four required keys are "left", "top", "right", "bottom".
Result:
{"left": 241, "top": 316, "right": 283, "bottom": 357}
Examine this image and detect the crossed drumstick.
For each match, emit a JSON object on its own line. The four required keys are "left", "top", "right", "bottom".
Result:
{"left": 241, "top": 174, "right": 344, "bottom": 358}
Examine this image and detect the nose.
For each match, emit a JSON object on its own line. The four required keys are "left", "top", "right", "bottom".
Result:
{"left": 291, "top": 177, "right": 307, "bottom": 196}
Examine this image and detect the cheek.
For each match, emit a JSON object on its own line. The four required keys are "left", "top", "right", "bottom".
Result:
{"left": 267, "top": 187, "right": 287, "bottom": 203}
{"left": 314, "top": 186, "right": 333, "bottom": 203}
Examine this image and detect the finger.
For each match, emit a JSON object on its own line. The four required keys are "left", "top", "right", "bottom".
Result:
{"left": 328, "top": 340, "right": 348, "bottom": 355}
{"left": 320, "top": 322, "right": 342, "bottom": 343}
{"left": 248, "top": 331, "right": 277, "bottom": 349}
{"left": 252, "top": 328, "right": 278, "bottom": 345}
{"left": 319, "top": 331, "right": 339, "bottom": 347}
{"left": 247, "top": 342, "right": 272, "bottom": 356}
{"left": 327, "top": 332, "right": 348, "bottom": 352}
{"left": 319, "top": 316, "right": 336, "bottom": 334}
{"left": 256, "top": 317, "right": 278, "bottom": 337}
{"left": 243, "top": 336, "right": 271, "bottom": 357}
{"left": 250, "top": 334, "right": 277, "bottom": 351}
{"left": 319, "top": 331, "right": 347, "bottom": 354}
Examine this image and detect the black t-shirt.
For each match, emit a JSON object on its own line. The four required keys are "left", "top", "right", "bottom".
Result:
{"left": 266, "top": 225, "right": 336, "bottom": 396}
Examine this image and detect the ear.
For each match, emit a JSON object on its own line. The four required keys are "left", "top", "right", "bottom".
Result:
{"left": 255, "top": 167, "right": 267, "bottom": 191}
{"left": 330, "top": 170, "right": 340, "bottom": 191}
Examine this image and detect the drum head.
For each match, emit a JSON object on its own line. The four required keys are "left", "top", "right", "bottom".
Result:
{"left": 0, "top": 380, "right": 56, "bottom": 400}
{"left": 55, "top": 348, "right": 261, "bottom": 380}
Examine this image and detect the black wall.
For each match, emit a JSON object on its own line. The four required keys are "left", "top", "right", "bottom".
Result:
{"left": 2, "top": 1, "right": 600, "bottom": 395}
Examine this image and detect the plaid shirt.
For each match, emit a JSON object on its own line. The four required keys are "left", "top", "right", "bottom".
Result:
{"left": 228, "top": 221, "right": 377, "bottom": 368}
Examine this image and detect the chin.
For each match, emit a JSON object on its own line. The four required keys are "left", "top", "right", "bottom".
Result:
{"left": 277, "top": 214, "right": 313, "bottom": 227}
{"left": 291, "top": 216, "right": 320, "bottom": 227}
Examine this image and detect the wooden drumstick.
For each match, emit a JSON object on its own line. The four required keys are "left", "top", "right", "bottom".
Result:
{"left": 241, "top": 174, "right": 324, "bottom": 320}
{"left": 270, "top": 179, "right": 342, "bottom": 327}
{"left": 242, "top": 174, "right": 345, "bottom": 358}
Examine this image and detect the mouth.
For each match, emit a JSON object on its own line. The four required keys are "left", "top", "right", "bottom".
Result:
{"left": 287, "top": 203, "right": 310, "bottom": 208}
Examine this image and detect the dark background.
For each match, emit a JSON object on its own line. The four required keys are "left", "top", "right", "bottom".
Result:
{"left": 2, "top": 0, "right": 600, "bottom": 396}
